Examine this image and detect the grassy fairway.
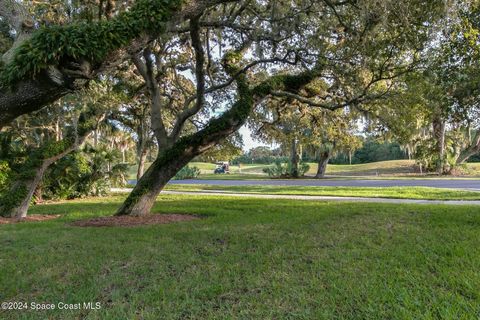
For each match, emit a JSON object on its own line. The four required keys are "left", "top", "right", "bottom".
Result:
{"left": 164, "top": 184, "right": 480, "bottom": 200}
{"left": 1, "top": 195, "right": 480, "bottom": 319}
{"left": 193, "top": 159, "right": 480, "bottom": 177}
{"left": 128, "top": 160, "right": 480, "bottom": 180}
{"left": 308, "top": 159, "right": 416, "bottom": 176}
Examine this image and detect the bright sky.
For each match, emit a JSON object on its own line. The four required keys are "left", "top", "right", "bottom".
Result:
{"left": 239, "top": 124, "right": 273, "bottom": 151}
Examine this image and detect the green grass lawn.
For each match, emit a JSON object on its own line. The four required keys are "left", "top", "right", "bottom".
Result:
{"left": 127, "top": 162, "right": 268, "bottom": 180}
{"left": 1, "top": 194, "right": 480, "bottom": 319}
{"left": 307, "top": 159, "right": 417, "bottom": 176}
{"left": 128, "top": 160, "right": 480, "bottom": 180}
{"left": 194, "top": 173, "right": 267, "bottom": 180}
{"left": 131, "top": 160, "right": 420, "bottom": 177}
{"left": 302, "top": 160, "right": 480, "bottom": 177}
{"left": 164, "top": 184, "right": 480, "bottom": 200}
{"left": 201, "top": 159, "right": 480, "bottom": 176}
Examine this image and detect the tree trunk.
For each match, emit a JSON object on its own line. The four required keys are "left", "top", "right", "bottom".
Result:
{"left": 456, "top": 150, "right": 480, "bottom": 165}
{"left": 290, "top": 138, "right": 299, "bottom": 178}
{"left": 432, "top": 116, "right": 446, "bottom": 175}
{"left": 116, "top": 148, "right": 196, "bottom": 216}
{"left": 4, "top": 163, "right": 49, "bottom": 219}
{"left": 117, "top": 80, "right": 254, "bottom": 216}
{"left": 455, "top": 131, "right": 480, "bottom": 165}
{"left": 0, "top": 138, "right": 85, "bottom": 219}
{"left": 116, "top": 115, "right": 252, "bottom": 216}
{"left": 116, "top": 54, "right": 323, "bottom": 216}
{"left": 137, "top": 147, "right": 148, "bottom": 180}
{"left": 315, "top": 151, "right": 330, "bottom": 179}
{"left": 406, "top": 144, "right": 412, "bottom": 160}
{"left": 93, "top": 129, "right": 99, "bottom": 147}
{"left": 0, "top": 73, "right": 73, "bottom": 130}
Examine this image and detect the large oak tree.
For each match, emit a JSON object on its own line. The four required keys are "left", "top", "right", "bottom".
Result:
{"left": 1, "top": 0, "right": 447, "bottom": 216}
{"left": 115, "top": 0, "right": 445, "bottom": 215}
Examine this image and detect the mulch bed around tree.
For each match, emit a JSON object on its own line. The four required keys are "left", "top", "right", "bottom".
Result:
{"left": 0, "top": 214, "right": 61, "bottom": 225}
{"left": 70, "top": 214, "right": 200, "bottom": 227}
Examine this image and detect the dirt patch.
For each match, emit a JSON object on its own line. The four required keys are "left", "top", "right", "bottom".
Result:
{"left": 0, "top": 214, "right": 61, "bottom": 225}
{"left": 70, "top": 214, "right": 200, "bottom": 227}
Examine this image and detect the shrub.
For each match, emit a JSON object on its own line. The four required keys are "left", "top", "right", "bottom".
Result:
{"left": 42, "top": 148, "right": 128, "bottom": 200}
{"left": 414, "top": 140, "right": 438, "bottom": 173}
{"left": 263, "top": 162, "right": 286, "bottom": 177}
{"left": 299, "top": 162, "right": 310, "bottom": 176}
{"left": 174, "top": 166, "right": 200, "bottom": 180}
{"left": 263, "top": 160, "right": 310, "bottom": 178}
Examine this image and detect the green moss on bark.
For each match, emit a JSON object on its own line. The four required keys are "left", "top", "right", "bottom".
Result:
{"left": 0, "top": 184, "right": 27, "bottom": 217}
{"left": 117, "top": 51, "right": 324, "bottom": 215}
{"left": 0, "top": 0, "right": 183, "bottom": 88}
{"left": 117, "top": 51, "right": 255, "bottom": 214}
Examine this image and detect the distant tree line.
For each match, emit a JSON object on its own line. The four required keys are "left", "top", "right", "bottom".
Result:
{"left": 328, "top": 139, "right": 407, "bottom": 164}
{"left": 233, "top": 138, "right": 410, "bottom": 166}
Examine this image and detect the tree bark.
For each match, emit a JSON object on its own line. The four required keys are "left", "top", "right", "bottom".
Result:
{"left": 315, "top": 151, "right": 331, "bottom": 179}
{"left": 116, "top": 53, "right": 324, "bottom": 216}
{"left": 116, "top": 149, "right": 194, "bottom": 216}
{"left": 5, "top": 162, "right": 50, "bottom": 219}
{"left": 0, "top": 72, "right": 73, "bottom": 130}
{"left": 137, "top": 147, "right": 148, "bottom": 180}
{"left": 116, "top": 75, "right": 254, "bottom": 215}
{"left": 0, "top": 0, "right": 235, "bottom": 129}
{"left": 290, "top": 138, "right": 299, "bottom": 178}
{"left": 432, "top": 116, "right": 446, "bottom": 175}
{"left": 115, "top": 105, "right": 252, "bottom": 216}
{"left": 455, "top": 131, "right": 480, "bottom": 165}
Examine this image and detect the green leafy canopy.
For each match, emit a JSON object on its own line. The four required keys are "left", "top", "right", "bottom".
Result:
{"left": 0, "top": 0, "right": 182, "bottom": 88}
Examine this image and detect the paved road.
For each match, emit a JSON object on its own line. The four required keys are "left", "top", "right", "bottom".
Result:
{"left": 163, "top": 178, "right": 480, "bottom": 190}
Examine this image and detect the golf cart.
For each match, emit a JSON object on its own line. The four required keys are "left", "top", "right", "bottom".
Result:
{"left": 214, "top": 161, "right": 230, "bottom": 174}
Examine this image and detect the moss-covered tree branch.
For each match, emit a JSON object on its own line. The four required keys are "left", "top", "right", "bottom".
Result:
{"left": 0, "top": 0, "right": 236, "bottom": 129}
{"left": 115, "top": 51, "right": 326, "bottom": 216}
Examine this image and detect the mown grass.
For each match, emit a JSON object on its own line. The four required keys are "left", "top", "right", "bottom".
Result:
{"left": 128, "top": 160, "right": 480, "bottom": 180}
{"left": 189, "top": 159, "right": 446, "bottom": 176}
{"left": 127, "top": 162, "right": 267, "bottom": 180}
{"left": 312, "top": 160, "right": 416, "bottom": 176}
{"left": 1, "top": 194, "right": 480, "bottom": 319}
{"left": 164, "top": 184, "right": 480, "bottom": 200}
{"left": 195, "top": 173, "right": 267, "bottom": 180}
{"left": 321, "top": 161, "right": 480, "bottom": 177}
